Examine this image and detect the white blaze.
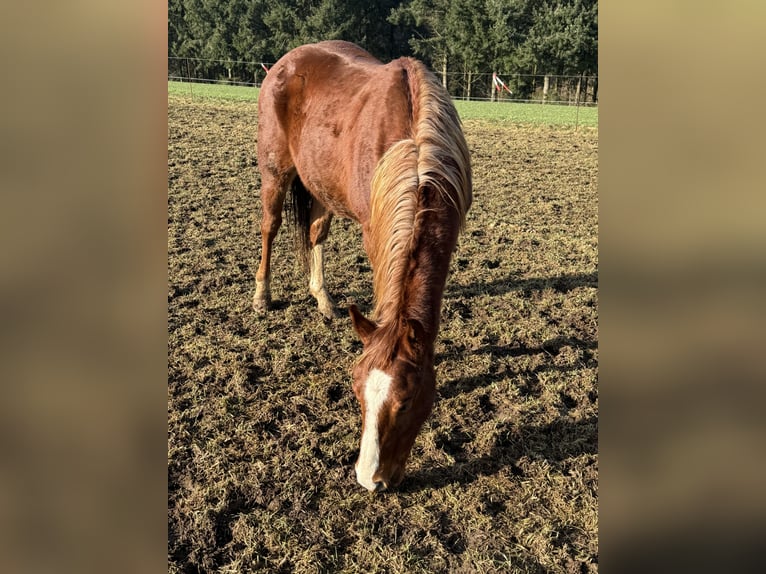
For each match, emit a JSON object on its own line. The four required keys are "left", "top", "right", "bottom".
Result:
{"left": 355, "top": 369, "right": 392, "bottom": 491}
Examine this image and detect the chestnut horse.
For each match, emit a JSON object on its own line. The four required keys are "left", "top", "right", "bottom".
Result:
{"left": 253, "top": 41, "right": 472, "bottom": 491}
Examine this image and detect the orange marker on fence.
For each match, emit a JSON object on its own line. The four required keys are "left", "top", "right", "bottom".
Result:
{"left": 492, "top": 72, "right": 512, "bottom": 94}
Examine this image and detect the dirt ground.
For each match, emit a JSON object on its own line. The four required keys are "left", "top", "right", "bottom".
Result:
{"left": 168, "top": 95, "right": 598, "bottom": 573}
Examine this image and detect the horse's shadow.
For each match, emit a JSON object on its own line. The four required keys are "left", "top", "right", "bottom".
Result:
{"left": 445, "top": 270, "right": 598, "bottom": 300}
{"left": 437, "top": 336, "right": 598, "bottom": 400}
{"left": 401, "top": 267, "right": 599, "bottom": 492}
{"left": 402, "top": 414, "right": 597, "bottom": 492}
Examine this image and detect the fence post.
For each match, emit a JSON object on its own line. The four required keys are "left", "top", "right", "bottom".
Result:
{"left": 186, "top": 58, "right": 193, "bottom": 100}
{"left": 575, "top": 97, "right": 580, "bottom": 131}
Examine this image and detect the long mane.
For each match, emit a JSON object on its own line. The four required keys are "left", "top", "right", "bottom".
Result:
{"left": 368, "top": 59, "right": 472, "bottom": 330}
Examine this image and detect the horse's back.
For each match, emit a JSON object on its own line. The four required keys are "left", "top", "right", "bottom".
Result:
{"left": 261, "top": 41, "right": 382, "bottom": 98}
{"left": 257, "top": 42, "right": 414, "bottom": 221}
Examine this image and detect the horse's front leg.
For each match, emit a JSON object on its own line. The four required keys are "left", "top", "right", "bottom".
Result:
{"left": 308, "top": 201, "right": 337, "bottom": 319}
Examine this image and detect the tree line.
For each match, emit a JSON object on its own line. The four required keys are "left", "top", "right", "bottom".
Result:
{"left": 169, "top": 0, "right": 597, "bottom": 102}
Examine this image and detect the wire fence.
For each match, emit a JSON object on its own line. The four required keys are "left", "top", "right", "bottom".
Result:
{"left": 169, "top": 56, "right": 598, "bottom": 107}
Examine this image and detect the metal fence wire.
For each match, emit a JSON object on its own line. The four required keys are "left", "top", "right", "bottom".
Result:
{"left": 168, "top": 56, "right": 598, "bottom": 107}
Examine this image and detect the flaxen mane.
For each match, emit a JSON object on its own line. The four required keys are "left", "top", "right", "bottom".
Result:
{"left": 368, "top": 60, "right": 472, "bottom": 329}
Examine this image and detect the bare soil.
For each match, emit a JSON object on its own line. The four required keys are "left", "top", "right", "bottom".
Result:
{"left": 168, "top": 94, "right": 598, "bottom": 573}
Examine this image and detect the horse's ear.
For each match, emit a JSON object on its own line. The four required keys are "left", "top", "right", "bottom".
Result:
{"left": 402, "top": 318, "right": 426, "bottom": 359}
{"left": 349, "top": 304, "right": 377, "bottom": 345}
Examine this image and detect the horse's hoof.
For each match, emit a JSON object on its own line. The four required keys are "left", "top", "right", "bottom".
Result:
{"left": 252, "top": 298, "right": 270, "bottom": 314}
{"left": 318, "top": 304, "right": 338, "bottom": 320}
{"left": 316, "top": 297, "right": 338, "bottom": 320}
{"left": 311, "top": 290, "right": 337, "bottom": 320}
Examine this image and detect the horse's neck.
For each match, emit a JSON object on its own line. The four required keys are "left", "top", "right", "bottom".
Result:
{"left": 402, "top": 217, "right": 459, "bottom": 344}
{"left": 369, "top": 192, "right": 461, "bottom": 347}
{"left": 371, "top": 257, "right": 445, "bottom": 351}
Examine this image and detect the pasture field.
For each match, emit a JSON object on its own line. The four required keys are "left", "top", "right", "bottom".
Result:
{"left": 167, "top": 80, "right": 598, "bottom": 127}
{"left": 168, "top": 93, "right": 598, "bottom": 572}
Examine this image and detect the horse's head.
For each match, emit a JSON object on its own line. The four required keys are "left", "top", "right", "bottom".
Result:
{"left": 348, "top": 304, "right": 436, "bottom": 491}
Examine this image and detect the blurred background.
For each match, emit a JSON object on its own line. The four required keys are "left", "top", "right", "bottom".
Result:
{"left": 1, "top": 1, "right": 765, "bottom": 573}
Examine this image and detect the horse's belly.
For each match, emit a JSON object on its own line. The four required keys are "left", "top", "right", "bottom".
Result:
{"left": 301, "top": 173, "right": 358, "bottom": 221}
{"left": 295, "top": 142, "right": 369, "bottom": 222}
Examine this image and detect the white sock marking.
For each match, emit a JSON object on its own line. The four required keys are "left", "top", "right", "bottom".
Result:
{"left": 309, "top": 243, "right": 325, "bottom": 294}
{"left": 355, "top": 369, "right": 392, "bottom": 491}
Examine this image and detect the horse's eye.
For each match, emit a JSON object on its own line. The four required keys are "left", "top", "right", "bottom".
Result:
{"left": 397, "top": 402, "right": 410, "bottom": 413}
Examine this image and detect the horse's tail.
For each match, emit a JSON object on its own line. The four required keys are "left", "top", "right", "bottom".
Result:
{"left": 287, "top": 175, "right": 312, "bottom": 268}
{"left": 368, "top": 60, "right": 472, "bottom": 322}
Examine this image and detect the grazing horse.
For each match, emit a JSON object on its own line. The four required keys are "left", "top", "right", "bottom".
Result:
{"left": 253, "top": 41, "right": 472, "bottom": 491}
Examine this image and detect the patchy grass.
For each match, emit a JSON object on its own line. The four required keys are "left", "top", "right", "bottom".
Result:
{"left": 168, "top": 94, "right": 598, "bottom": 573}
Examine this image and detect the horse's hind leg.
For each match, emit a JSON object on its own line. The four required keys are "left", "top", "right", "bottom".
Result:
{"left": 308, "top": 201, "right": 337, "bottom": 319}
{"left": 253, "top": 168, "right": 292, "bottom": 313}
